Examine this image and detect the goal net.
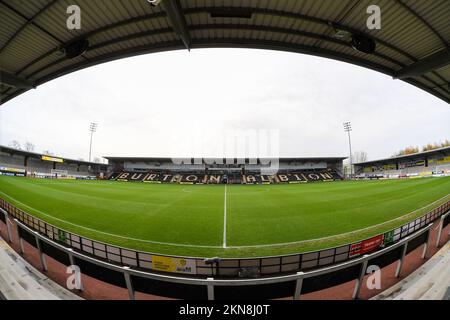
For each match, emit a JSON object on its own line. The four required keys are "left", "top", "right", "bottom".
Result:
{"left": 51, "top": 169, "right": 68, "bottom": 176}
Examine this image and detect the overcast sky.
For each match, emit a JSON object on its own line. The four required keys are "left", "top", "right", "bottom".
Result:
{"left": 0, "top": 48, "right": 449, "bottom": 162}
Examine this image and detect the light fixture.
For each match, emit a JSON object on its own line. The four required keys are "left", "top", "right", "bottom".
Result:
{"left": 147, "top": 0, "right": 162, "bottom": 7}
{"left": 351, "top": 34, "right": 376, "bottom": 54}
{"left": 60, "top": 39, "right": 89, "bottom": 59}
{"left": 343, "top": 122, "right": 353, "bottom": 179}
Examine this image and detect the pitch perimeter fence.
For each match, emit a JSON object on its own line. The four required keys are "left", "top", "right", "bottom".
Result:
{"left": 0, "top": 197, "right": 449, "bottom": 278}
{"left": 0, "top": 213, "right": 441, "bottom": 300}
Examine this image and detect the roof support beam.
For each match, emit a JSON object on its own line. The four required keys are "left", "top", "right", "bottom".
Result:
{"left": 0, "top": 0, "right": 62, "bottom": 55}
{"left": 394, "top": 49, "right": 450, "bottom": 79}
{"left": 0, "top": 70, "right": 34, "bottom": 89}
{"left": 397, "top": 0, "right": 448, "bottom": 48}
{"left": 160, "top": 0, "right": 191, "bottom": 49}
{"left": 2, "top": 38, "right": 449, "bottom": 105}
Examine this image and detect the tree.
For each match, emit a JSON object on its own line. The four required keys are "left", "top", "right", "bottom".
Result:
{"left": 42, "top": 150, "right": 54, "bottom": 156}
{"left": 93, "top": 157, "right": 101, "bottom": 163}
{"left": 24, "top": 142, "right": 35, "bottom": 152}
{"left": 353, "top": 151, "right": 368, "bottom": 163}
{"left": 393, "top": 146, "right": 419, "bottom": 157}
{"left": 421, "top": 139, "right": 449, "bottom": 152}
{"left": 8, "top": 140, "right": 21, "bottom": 150}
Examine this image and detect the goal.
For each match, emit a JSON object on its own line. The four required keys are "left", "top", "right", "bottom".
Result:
{"left": 51, "top": 169, "right": 68, "bottom": 176}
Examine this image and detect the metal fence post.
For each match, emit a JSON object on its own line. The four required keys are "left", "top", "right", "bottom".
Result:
{"left": 435, "top": 215, "right": 445, "bottom": 247}
{"left": 15, "top": 220, "right": 24, "bottom": 254}
{"left": 293, "top": 271, "right": 304, "bottom": 300}
{"left": 207, "top": 277, "right": 215, "bottom": 300}
{"left": 352, "top": 256, "right": 368, "bottom": 299}
{"left": 123, "top": 267, "right": 135, "bottom": 300}
{"left": 35, "top": 235, "right": 48, "bottom": 271}
{"left": 19, "top": 237, "right": 24, "bottom": 254}
{"left": 3, "top": 210, "right": 13, "bottom": 243}
{"left": 68, "top": 249, "right": 75, "bottom": 266}
{"left": 421, "top": 229, "right": 431, "bottom": 259}
{"left": 395, "top": 243, "right": 408, "bottom": 278}
{"left": 67, "top": 249, "right": 84, "bottom": 291}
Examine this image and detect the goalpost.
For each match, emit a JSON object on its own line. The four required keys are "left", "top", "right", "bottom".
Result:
{"left": 51, "top": 169, "right": 68, "bottom": 177}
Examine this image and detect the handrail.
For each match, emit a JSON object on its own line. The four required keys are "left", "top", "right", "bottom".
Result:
{"left": 436, "top": 210, "right": 450, "bottom": 247}
{"left": 12, "top": 217, "right": 433, "bottom": 287}
{"left": 1, "top": 199, "right": 444, "bottom": 299}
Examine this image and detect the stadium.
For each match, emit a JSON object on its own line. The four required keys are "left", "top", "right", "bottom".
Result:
{"left": 0, "top": 0, "right": 449, "bottom": 305}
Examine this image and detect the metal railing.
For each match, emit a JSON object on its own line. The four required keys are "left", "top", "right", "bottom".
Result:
{"left": 3, "top": 217, "right": 434, "bottom": 300}
{"left": 435, "top": 210, "right": 450, "bottom": 247}
{"left": 0, "top": 197, "right": 448, "bottom": 280}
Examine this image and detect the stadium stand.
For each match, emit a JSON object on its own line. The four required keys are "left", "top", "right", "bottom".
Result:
{"left": 111, "top": 172, "right": 341, "bottom": 184}
{"left": 354, "top": 146, "right": 450, "bottom": 180}
{"left": 106, "top": 157, "right": 345, "bottom": 184}
{"left": 0, "top": 145, "right": 108, "bottom": 179}
{"left": 0, "top": 236, "right": 81, "bottom": 300}
{"left": 372, "top": 241, "right": 450, "bottom": 300}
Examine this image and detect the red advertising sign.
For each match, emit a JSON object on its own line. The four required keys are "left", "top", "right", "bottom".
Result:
{"left": 349, "top": 235, "right": 384, "bottom": 257}
{"left": 349, "top": 242, "right": 362, "bottom": 257}
{"left": 361, "top": 234, "right": 384, "bottom": 254}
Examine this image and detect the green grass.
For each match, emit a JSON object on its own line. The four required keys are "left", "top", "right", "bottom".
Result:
{"left": 0, "top": 175, "right": 449, "bottom": 257}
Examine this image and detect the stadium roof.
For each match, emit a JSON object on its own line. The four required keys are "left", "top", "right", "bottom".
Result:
{"left": 0, "top": 144, "right": 106, "bottom": 166}
{"left": 354, "top": 145, "right": 450, "bottom": 166}
{"left": 104, "top": 156, "right": 347, "bottom": 163}
{"left": 0, "top": 0, "right": 449, "bottom": 105}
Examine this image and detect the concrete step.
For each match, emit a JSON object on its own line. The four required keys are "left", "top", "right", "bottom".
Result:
{"left": 0, "top": 236, "right": 82, "bottom": 300}
{"left": 372, "top": 241, "right": 450, "bottom": 300}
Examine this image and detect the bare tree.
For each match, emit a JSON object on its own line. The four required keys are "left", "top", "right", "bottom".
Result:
{"left": 24, "top": 142, "right": 35, "bottom": 152}
{"left": 42, "top": 150, "right": 54, "bottom": 156}
{"left": 353, "top": 151, "right": 368, "bottom": 163}
{"left": 442, "top": 139, "right": 450, "bottom": 148}
{"left": 8, "top": 140, "right": 21, "bottom": 150}
{"left": 393, "top": 146, "right": 419, "bottom": 157}
{"left": 93, "top": 157, "right": 101, "bottom": 163}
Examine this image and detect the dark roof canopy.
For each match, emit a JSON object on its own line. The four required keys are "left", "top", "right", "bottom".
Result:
{"left": 0, "top": 144, "right": 105, "bottom": 166}
{"left": 354, "top": 146, "right": 450, "bottom": 166}
{"left": 104, "top": 157, "right": 347, "bottom": 163}
{"left": 0, "top": 0, "right": 449, "bottom": 104}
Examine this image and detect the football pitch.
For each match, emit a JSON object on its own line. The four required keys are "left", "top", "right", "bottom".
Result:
{"left": 0, "top": 175, "right": 449, "bottom": 257}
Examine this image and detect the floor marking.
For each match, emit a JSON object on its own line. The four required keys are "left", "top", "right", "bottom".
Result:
{"left": 223, "top": 184, "right": 227, "bottom": 248}
{"left": 0, "top": 189, "right": 448, "bottom": 251}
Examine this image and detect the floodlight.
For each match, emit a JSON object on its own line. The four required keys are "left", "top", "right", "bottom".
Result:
{"left": 88, "top": 122, "right": 98, "bottom": 162}
{"left": 343, "top": 122, "right": 354, "bottom": 179}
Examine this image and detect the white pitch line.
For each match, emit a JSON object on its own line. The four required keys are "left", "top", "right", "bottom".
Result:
{"left": 223, "top": 183, "right": 227, "bottom": 248}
